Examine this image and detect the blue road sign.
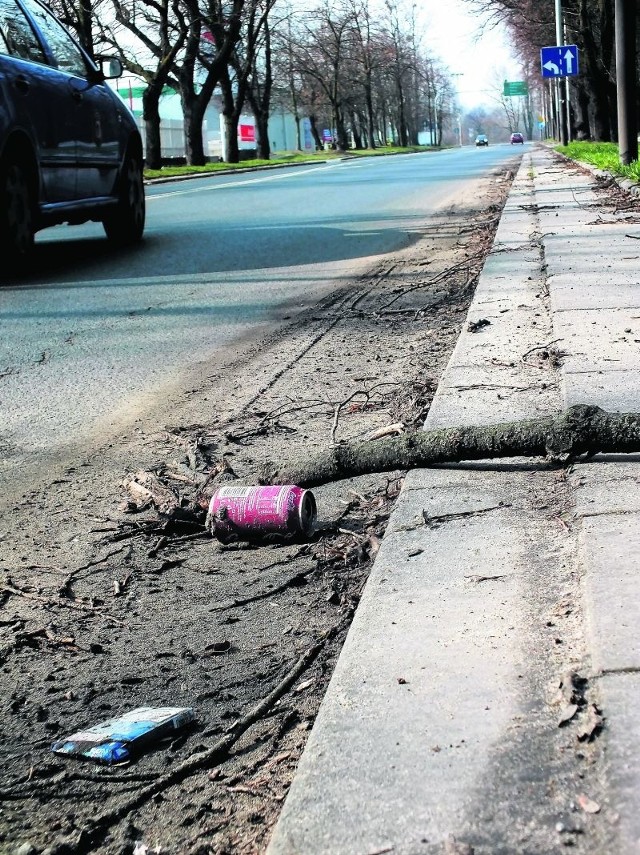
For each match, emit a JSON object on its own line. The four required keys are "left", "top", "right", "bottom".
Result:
{"left": 541, "top": 45, "right": 579, "bottom": 78}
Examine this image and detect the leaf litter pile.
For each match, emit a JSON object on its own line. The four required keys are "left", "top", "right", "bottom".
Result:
{"left": 0, "top": 168, "right": 517, "bottom": 855}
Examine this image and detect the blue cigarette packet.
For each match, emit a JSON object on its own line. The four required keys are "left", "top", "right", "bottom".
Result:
{"left": 51, "top": 706, "right": 195, "bottom": 764}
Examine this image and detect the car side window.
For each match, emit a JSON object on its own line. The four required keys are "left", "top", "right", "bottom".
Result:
{"left": 20, "top": 0, "right": 89, "bottom": 78}
{"left": 0, "top": 0, "right": 46, "bottom": 63}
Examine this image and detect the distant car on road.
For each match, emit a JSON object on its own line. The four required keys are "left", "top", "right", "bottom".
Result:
{"left": 475, "top": 134, "right": 489, "bottom": 147}
{"left": 510, "top": 132, "right": 525, "bottom": 144}
{"left": 0, "top": 0, "right": 145, "bottom": 271}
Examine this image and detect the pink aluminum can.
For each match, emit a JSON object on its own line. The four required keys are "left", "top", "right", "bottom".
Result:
{"left": 208, "top": 484, "right": 317, "bottom": 543}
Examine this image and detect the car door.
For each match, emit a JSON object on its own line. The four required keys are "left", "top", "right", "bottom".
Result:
{"left": 19, "top": 0, "right": 121, "bottom": 200}
{"left": 0, "top": 0, "right": 77, "bottom": 202}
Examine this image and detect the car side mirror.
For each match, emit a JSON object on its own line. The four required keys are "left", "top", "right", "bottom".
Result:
{"left": 97, "top": 56, "right": 123, "bottom": 80}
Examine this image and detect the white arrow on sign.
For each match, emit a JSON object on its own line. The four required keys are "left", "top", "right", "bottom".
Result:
{"left": 543, "top": 60, "right": 559, "bottom": 75}
{"left": 564, "top": 49, "right": 574, "bottom": 73}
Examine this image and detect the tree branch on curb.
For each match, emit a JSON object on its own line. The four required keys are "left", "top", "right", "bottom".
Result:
{"left": 258, "top": 405, "right": 640, "bottom": 487}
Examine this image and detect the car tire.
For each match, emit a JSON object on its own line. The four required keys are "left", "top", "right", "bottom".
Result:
{"left": 103, "top": 150, "right": 145, "bottom": 245}
{"left": 0, "top": 158, "right": 35, "bottom": 272}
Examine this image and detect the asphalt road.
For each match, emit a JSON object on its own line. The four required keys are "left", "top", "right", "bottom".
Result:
{"left": 0, "top": 143, "right": 525, "bottom": 498}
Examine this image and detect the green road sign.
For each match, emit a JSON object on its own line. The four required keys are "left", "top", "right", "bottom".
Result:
{"left": 503, "top": 80, "right": 528, "bottom": 97}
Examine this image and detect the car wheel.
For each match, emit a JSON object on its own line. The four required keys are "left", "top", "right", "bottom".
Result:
{"left": 0, "top": 159, "right": 34, "bottom": 270}
{"left": 103, "top": 150, "right": 145, "bottom": 245}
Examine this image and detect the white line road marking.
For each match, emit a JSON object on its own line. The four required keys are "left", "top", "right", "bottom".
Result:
{"left": 148, "top": 162, "right": 345, "bottom": 199}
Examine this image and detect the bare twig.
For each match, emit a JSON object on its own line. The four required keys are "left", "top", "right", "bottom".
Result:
{"left": 2, "top": 580, "right": 124, "bottom": 625}
{"left": 212, "top": 553, "right": 317, "bottom": 610}
{"left": 59, "top": 545, "right": 131, "bottom": 597}
{"left": 379, "top": 251, "right": 487, "bottom": 311}
{"left": 521, "top": 339, "right": 563, "bottom": 362}
{"left": 330, "top": 383, "right": 401, "bottom": 444}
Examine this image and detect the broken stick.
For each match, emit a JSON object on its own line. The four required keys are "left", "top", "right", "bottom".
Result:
{"left": 258, "top": 405, "right": 640, "bottom": 487}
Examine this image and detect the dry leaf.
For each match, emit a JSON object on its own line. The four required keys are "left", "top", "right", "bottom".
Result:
{"left": 578, "top": 793, "right": 601, "bottom": 814}
{"left": 577, "top": 703, "right": 604, "bottom": 742}
{"left": 366, "top": 422, "right": 405, "bottom": 441}
{"left": 204, "top": 640, "right": 231, "bottom": 655}
{"left": 444, "top": 835, "right": 474, "bottom": 854}
{"left": 558, "top": 703, "right": 579, "bottom": 726}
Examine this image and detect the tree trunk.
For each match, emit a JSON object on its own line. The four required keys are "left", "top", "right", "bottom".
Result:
{"left": 334, "top": 107, "right": 349, "bottom": 151}
{"left": 255, "top": 113, "right": 270, "bottom": 159}
{"left": 294, "top": 114, "right": 302, "bottom": 151}
{"left": 77, "top": 0, "right": 94, "bottom": 57}
{"left": 351, "top": 111, "right": 363, "bottom": 149}
{"left": 574, "top": 79, "right": 592, "bottom": 139}
{"left": 580, "top": 0, "right": 614, "bottom": 140}
{"left": 219, "top": 69, "right": 239, "bottom": 163}
{"left": 142, "top": 86, "right": 163, "bottom": 169}
{"left": 379, "top": 100, "right": 388, "bottom": 145}
{"left": 223, "top": 113, "right": 240, "bottom": 162}
{"left": 257, "top": 405, "right": 637, "bottom": 487}
{"left": 182, "top": 96, "right": 207, "bottom": 165}
{"left": 244, "top": 18, "right": 273, "bottom": 160}
{"left": 364, "top": 78, "right": 376, "bottom": 149}
{"left": 308, "top": 115, "right": 323, "bottom": 150}
{"left": 396, "top": 77, "right": 408, "bottom": 147}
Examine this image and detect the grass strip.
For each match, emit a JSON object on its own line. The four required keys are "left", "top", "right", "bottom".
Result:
{"left": 556, "top": 141, "right": 640, "bottom": 183}
{"left": 144, "top": 145, "right": 441, "bottom": 180}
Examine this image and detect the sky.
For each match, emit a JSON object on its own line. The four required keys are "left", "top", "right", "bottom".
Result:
{"left": 419, "top": 0, "right": 521, "bottom": 110}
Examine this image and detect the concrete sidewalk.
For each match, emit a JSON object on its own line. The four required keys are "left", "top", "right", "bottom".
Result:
{"left": 267, "top": 146, "right": 640, "bottom": 854}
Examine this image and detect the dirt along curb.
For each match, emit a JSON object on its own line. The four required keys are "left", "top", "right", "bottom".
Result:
{"left": 0, "top": 164, "right": 517, "bottom": 855}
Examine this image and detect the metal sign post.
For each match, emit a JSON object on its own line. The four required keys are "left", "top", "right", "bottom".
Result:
{"left": 555, "top": 0, "right": 568, "bottom": 145}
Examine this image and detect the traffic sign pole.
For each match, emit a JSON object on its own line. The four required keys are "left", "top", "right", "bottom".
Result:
{"left": 564, "top": 24, "right": 572, "bottom": 142}
{"left": 555, "top": 0, "right": 568, "bottom": 144}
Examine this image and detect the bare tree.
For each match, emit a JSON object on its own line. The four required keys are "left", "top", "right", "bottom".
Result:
{"left": 221, "top": 0, "right": 276, "bottom": 162}
{"left": 284, "top": 1, "right": 356, "bottom": 151}
{"left": 94, "top": 0, "right": 186, "bottom": 169}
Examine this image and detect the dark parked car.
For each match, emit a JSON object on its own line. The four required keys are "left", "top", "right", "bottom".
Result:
{"left": 510, "top": 132, "right": 525, "bottom": 144}
{"left": 0, "top": 0, "right": 145, "bottom": 270}
{"left": 475, "top": 134, "right": 489, "bottom": 147}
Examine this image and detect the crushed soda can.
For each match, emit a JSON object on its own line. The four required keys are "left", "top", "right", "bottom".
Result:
{"left": 51, "top": 706, "right": 194, "bottom": 765}
{"left": 207, "top": 484, "right": 317, "bottom": 543}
